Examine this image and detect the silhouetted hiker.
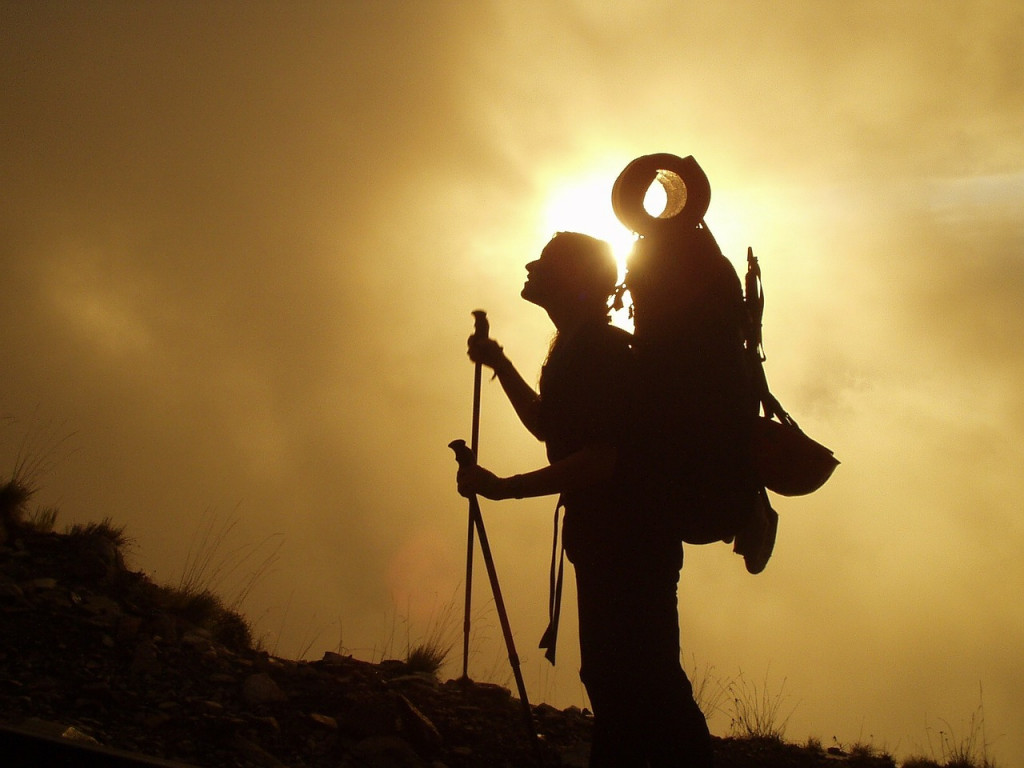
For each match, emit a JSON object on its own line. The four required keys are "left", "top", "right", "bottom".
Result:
{"left": 456, "top": 231, "right": 714, "bottom": 768}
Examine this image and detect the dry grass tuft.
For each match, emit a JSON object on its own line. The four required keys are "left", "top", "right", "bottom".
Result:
{"left": 723, "top": 668, "right": 796, "bottom": 741}
{"left": 0, "top": 479, "right": 34, "bottom": 525}
{"left": 685, "top": 656, "right": 729, "bottom": 724}
{"left": 917, "top": 687, "right": 1000, "bottom": 768}
{"left": 177, "top": 508, "right": 283, "bottom": 614}
{"left": 26, "top": 505, "right": 59, "bottom": 533}
{"left": 402, "top": 597, "right": 457, "bottom": 678}
{"left": 405, "top": 641, "right": 450, "bottom": 676}
{"left": 1, "top": 416, "right": 76, "bottom": 525}
{"left": 67, "top": 517, "right": 132, "bottom": 548}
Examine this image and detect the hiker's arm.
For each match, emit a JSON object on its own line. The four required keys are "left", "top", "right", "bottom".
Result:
{"left": 457, "top": 444, "right": 617, "bottom": 501}
{"left": 468, "top": 336, "right": 544, "bottom": 439}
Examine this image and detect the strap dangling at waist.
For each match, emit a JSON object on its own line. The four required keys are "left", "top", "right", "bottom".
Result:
{"left": 538, "top": 498, "right": 565, "bottom": 665}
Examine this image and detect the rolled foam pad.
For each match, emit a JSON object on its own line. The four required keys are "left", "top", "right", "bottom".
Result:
{"left": 611, "top": 153, "right": 712, "bottom": 236}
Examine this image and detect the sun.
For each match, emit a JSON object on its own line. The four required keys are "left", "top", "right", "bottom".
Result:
{"left": 538, "top": 170, "right": 677, "bottom": 274}
{"left": 538, "top": 170, "right": 676, "bottom": 330}
{"left": 538, "top": 174, "right": 638, "bottom": 281}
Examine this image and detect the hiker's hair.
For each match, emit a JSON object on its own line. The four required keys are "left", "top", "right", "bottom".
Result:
{"left": 549, "top": 231, "right": 618, "bottom": 312}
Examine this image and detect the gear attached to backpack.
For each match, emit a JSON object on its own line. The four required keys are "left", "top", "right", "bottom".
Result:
{"left": 612, "top": 153, "right": 839, "bottom": 574}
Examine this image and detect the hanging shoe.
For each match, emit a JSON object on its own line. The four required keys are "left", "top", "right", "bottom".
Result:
{"left": 733, "top": 489, "right": 778, "bottom": 575}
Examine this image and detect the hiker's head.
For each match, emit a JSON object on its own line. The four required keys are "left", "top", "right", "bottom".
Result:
{"left": 522, "top": 232, "right": 618, "bottom": 319}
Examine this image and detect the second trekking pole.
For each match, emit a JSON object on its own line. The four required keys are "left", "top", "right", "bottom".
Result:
{"left": 449, "top": 438, "right": 537, "bottom": 751}
{"left": 461, "top": 309, "right": 487, "bottom": 681}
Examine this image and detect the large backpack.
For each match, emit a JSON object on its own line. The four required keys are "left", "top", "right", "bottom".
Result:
{"left": 612, "top": 154, "right": 838, "bottom": 569}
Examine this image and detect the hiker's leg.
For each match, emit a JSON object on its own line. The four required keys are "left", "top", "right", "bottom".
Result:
{"left": 576, "top": 546, "right": 712, "bottom": 767}
{"left": 629, "top": 545, "right": 714, "bottom": 768}
{"left": 575, "top": 560, "right": 645, "bottom": 768}
{"left": 638, "top": 648, "right": 713, "bottom": 768}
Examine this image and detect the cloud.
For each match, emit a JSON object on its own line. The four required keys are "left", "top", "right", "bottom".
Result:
{"left": 2, "top": 2, "right": 1022, "bottom": 765}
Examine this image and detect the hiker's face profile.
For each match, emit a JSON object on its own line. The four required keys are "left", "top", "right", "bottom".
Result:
{"left": 522, "top": 235, "right": 613, "bottom": 313}
{"left": 521, "top": 240, "right": 574, "bottom": 309}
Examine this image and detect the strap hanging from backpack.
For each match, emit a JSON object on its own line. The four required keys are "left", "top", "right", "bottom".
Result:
{"left": 538, "top": 498, "right": 566, "bottom": 665}
{"left": 744, "top": 247, "right": 839, "bottom": 496}
{"left": 744, "top": 247, "right": 795, "bottom": 428}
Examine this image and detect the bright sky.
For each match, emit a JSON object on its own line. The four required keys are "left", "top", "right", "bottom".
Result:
{"left": 2, "top": 2, "right": 1022, "bottom": 765}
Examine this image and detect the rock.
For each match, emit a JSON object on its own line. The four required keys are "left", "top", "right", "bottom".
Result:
{"left": 115, "top": 615, "right": 142, "bottom": 642}
{"left": 309, "top": 712, "right": 337, "bottom": 729}
{"left": 397, "top": 694, "right": 443, "bottom": 758}
{"left": 69, "top": 533, "right": 125, "bottom": 581}
{"left": 0, "top": 573, "right": 25, "bottom": 602}
{"left": 61, "top": 725, "right": 100, "bottom": 744}
{"left": 466, "top": 681, "right": 512, "bottom": 704}
{"left": 83, "top": 594, "right": 122, "bottom": 616}
{"left": 231, "top": 734, "right": 290, "bottom": 768}
{"left": 20, "top": 716, "right": 73, "bottom": 739}
{"left": 349, "top": 734, "right": 427, "bottom": 768}
{"left": 181, "top": 629, "right": 214, "bottom": 650}
{"left": 321, "top": 650, "right": 351, "bottom": 666}
{"left": 556, "top": 740, "right": 590, "bottom": 767}
{"left": 142, "top": 712, "right": 172, "bottom": 729}
{"left": 241, "top": 672, "right": 288, "bottom": 705}
{"left": 130, "top": 637, "right": 161, "bottom": 677}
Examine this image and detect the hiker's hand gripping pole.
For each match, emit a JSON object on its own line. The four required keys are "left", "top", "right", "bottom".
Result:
{"left": 470, "top": 310, "right": 487, "bottom": 449}
{"left": 462, "top": 310, "right": 488, "bottom": 682}
{"left": 449, "top": 439, "right": 537, "bottom": 745}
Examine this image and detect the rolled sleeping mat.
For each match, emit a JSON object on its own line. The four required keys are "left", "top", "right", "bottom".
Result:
{"left": 611, "top": 153, "right": 711, "bottom": 236}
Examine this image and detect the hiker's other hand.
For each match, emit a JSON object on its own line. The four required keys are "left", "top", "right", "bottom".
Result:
{"left": 467, "top": 335, "right": 505, "bottom": 371}
{"left": 457, "top": 464, "right": 507, "bottom": 500}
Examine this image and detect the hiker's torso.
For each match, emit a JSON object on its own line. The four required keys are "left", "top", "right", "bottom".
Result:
{"left": 538, "top": 320, "right": 638, "bottom": 561}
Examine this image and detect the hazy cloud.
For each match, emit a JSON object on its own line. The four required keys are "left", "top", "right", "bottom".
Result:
{"left": 2, "top": 2, "right": 1021, "bottom": 764}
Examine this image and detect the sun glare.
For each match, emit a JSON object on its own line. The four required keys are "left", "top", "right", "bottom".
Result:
{"left": 538, "top": 172, "right": 681, "bottom": 278}
{"left": 539, "top": 175, "right": 638, "bottom": 280}
{"left": 538, "top": 169, "right": 711, "bottom": 331}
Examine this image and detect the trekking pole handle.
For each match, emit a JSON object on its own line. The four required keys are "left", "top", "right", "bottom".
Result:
{"left": 449, "top": 439, "right": 476, "bottom": 468}
{"left": 471, "top": 309, "right": 489, "bottom": 341}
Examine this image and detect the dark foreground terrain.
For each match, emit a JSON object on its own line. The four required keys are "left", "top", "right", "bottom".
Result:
{"left": 0, "top": 521, "right": 896, "bottom": 767}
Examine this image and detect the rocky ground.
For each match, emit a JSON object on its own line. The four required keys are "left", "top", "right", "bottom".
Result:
{"left": 0, "top": 519, "right": 899, "bottom": 767}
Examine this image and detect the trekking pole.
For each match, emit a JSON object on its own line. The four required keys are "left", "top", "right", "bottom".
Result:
{"left": 449, "top": 439, "right": 539, "bottom": 752}
{"left": 462, "top": 310, "right": 488, "bottom": 681}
